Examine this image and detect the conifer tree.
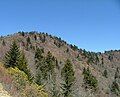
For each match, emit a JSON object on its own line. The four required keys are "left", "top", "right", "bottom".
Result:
{"left": 5, "top": 41, "right": 21, "bottom": 68}
{"left": 34, "top": 34, "right": 37, "bottom": 41}
{"left": 83, "top": 67, "right": 98, "bottom": 90}
{"left": 61, "top": 59, "right": 75, "bottom": 97}
{"left": 5, "top": 41, "right": 31, "bottom": 80}
{"left": 103, "top": 69, "right": 108, "bottom": 78}
{"left": 46, "top": 51, "right": 55, "bottom": 77}
{"left": 35, "top": 50, "right": 56, "bottom": 85}
{"left": 35, "top": 47, "right": 44, "bottom": 69}
{"left": 35, "top": 48, "right": 46, "bottom": 85}
{"left": 18, "top": 51, "right": 31, "bottom": 80}
{"left": 21, "top": 31, "right": 25, "bottom": 36}
{"left": 111, "top": 80, "right": 120, "bottom": 95}
{"left": 2, "top": 40, "right": 6, "bottom": 46}
{"left": 26, "top": 36, "right": 31, "bottom": 44}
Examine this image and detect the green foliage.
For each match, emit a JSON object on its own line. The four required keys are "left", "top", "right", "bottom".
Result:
{"left": 39, "top": 34, "right": 46, "bottom": 43}
{"left": 46, "top": 51, "right": 55, "bottom": 76}
{"left": 35, "top": 48, "right": 45, "bottom": 85}
{"left": 18, "top": 31, "right": 25, "bottom": 36}
{"left": 5, "top": 41, "right": 21, "bottom": 68}
{"left": 61, "top": 59, "right": 75, "bottom": 97}
{"left": 54, "top": 40, "right": 63, "bottom": 48}
{"left": 34, "top": 34, "right": 37, "bottom": 41}
{"left": 81, "top": 49, "right": 99, "bottom": 65}
{"left": 95, "top": 54, "right": 99, "bottom": 64}
{"left": 26, "top": 36, "right": 31, "bottom": 44}
{"left": 7, "top": 67, "right": 48, "bottom": 97}
{"left": 70, "top": 44, "right": 78, "bottom": 51}
{"left": 103, "top": 69, "right": 108, "bottom": 78}
{"left": 8, "top": 67, "right": 29, "bottom": 90}
{"left": 50, "top": 83, "right": 60, "bottom": 97}
{"left": 83, "top": 67, "right": 98, "bottom": 90}
{"left": 35, "top": 50, "right": 56, "bottom": 85}
{"left": 35, "top": 50, "right": 58, "bottom": 97}
{"left": 101, "top": 57, "right": 104, "bottom": 65}
{"left": 35, "top": 47, "right": 44, "bottom": 68}
{"left": 18, "top": 51, "right": 31, "bottom": 81}
{"left": 66, "top": 48, "right": 69, "bottom": 53}
{"left": 49, "top": 76, "right": 60, "bottom": 97}
{"left": 111, "top": 80, "right": 120, "bottom": 96}
{"left": 2, "top": 40, "right": 6, "bottom": 46}
{"left": 4, "top": 41, "right": 31, "bottom": 81}
{"left": 115, "top": 67, "right": 119, "bottom": 79}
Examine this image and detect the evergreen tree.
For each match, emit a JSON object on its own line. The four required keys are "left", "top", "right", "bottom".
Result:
{"left": 115, "top": 67, "right": 119, "bottom": 79}
{"left": 46, "top": 51, "right": 55, "bottom": 77}
{"left": 50, "top": 78, "right": 60, "bottom": 97}
{"left": 61, "top": 59, "right": 75, "bottom": 97}
{"left": 5, "top": 41, "right": 31, "bottom": 80}
{"left": 101, "top": 57, "right": 104, "bottom": 65}
{"left": 5, "top": 41, "right": 21, "bottom": 68}
{"left": 35, "top": 50, "right": 56, "bottom": 85}
{"left": 21, "top": 31, "right": 25, "bottom": 36}
{"left": 18, "top": 51, "right": 31, "bottom": 80}
{"left": 111, "top": 80, "right": 120, "bottom": 95}
{"left": 95, "top": 54, "right": 99, "bottom": 65}
{"left": 35, "top": 48, "right": 46, "bottom": 85}
{"left": 26, "top": 36, "right": 31, "bottom": 44}
{"left": 83, "top": 67, "right": 98, "bottom": 90}
{"left": 35, "top": 47, "right": 44, "bottom": 69}
{"left": 103, "top": 69, "right": 108, "bottom": 78}
{"left": 2, "top": 40, "right": 6, "bottom": 46}
{"left": 34, "top": 34, "right": 37, "bottom": 41}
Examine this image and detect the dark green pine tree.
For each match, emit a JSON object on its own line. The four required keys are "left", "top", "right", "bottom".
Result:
{"left": 35, "top": 50, "right": 56, "bottom": 85}
{"left": 34, "top": 34, "right": 37, "bottom": 41}
{"left": 103, "top": 69, "right": 108, "bottom": 78}
{"left": 26, "top": 36, "right": 31, "bottom": 44}
{"left": 35, "top": 48, "right": 46, "bottom": 85}
{"left": 111, "top": 80, "right": 120, "bottom": 95}
{"left": 5, "top": 41, "right": 21, "bottom": 68}
{"left": 46, "top": 51, "right": 55, "bottom": 77}
{"left": 35, "top": 47, "right": 44, "bottom": 69}
{"left": 61, "top": 59, "right": 75, "bottom": 97}
{"left": 18, "top": 51, "right": 31, "bottom": 80}
{"left": 83, "top": 67, "right": 98, "bottom": 90}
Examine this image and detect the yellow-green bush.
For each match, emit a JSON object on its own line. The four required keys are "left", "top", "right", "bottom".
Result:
{"left": 0, "top": 62, "right": 48, "bottom": 97}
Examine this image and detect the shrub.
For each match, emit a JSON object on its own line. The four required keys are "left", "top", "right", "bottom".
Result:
{"left": 0, "top": 63, "right": 48, "bottom": 97}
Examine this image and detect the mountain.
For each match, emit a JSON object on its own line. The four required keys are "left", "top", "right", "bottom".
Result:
{"left": 0, "top": 32, "right": 120, "bottom": 97}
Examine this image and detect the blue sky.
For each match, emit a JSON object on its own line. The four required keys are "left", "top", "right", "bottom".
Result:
{"left": 0, "top": 0, "right": 120, "bottom": 52}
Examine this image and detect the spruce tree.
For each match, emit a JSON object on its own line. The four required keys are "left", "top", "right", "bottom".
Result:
{"left": 5, "top": 41, "right": 31, "bottom": 80}
{"left": 61, "top": 59, "right": 75, "bottom": 97}
{"left": 35, "top": 47, "right": 44, "bottom": 69}
{"left": 26, "top": 36, "right": 31, "bottom": 44}
{"left": 83, "top": 67, "right": 98, "bottom": 90}
{"left": 18, "top": 51, "right": 31, "bottom": 80}
{"left": 5, "top": 41, "right": 21, "bottom": 68}
{"left": 46, "top": 51, "right": 55, "bottom": 77}
{"left": 35, "top": 50, "right": 56, "bottom": 85}
{"left": 35, "top": 48, "right": 46, "bottom": 85}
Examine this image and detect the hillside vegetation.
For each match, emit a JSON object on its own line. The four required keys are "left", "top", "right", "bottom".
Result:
{"left": 0, "top": 32, "right": 120, "bottom": 97}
